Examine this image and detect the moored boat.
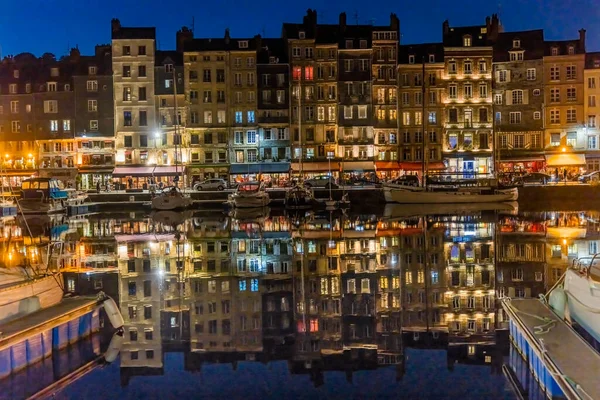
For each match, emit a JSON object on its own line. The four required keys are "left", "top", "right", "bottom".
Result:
{"left": 18, "top": 178, "right": 74, "bottom": 214}
{"left": 284, "top": 185, "right": 315, "bottom": 209}
{"left": 383, "top": 185, "right": 518, "bottom": 204}
{"left": 227, "top": 181, "right": 270, "bottom": 208}
{"left": 151, "top": 186, "right": 192, "bottom": 211}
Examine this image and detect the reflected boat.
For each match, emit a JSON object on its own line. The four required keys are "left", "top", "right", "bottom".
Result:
{"left": 151, "top": 210, "right": 193, "bottom": 227}
{"left": 228, "top": 206, "right": 270, "bottom": 221}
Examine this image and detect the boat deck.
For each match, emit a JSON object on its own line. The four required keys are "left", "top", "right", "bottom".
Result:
{"left": 0, "top": 296, "right": 98, "bottom": 351}
{"left": 503, "top": 298, "right": 600, "bottom": 399}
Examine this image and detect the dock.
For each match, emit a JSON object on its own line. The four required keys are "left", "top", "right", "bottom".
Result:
{"left": 502, "top": 298, "right": 600, "bottom": 400}
{"left": 0, "top": 297, "right": 100, "bottom": 379}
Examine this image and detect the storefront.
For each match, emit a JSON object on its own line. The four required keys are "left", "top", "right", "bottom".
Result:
{"left": 0, "top": 170, "right": 37, "bottom": 192}
{"left": 398, "top": 162, "right": 446, "bottom": 179}
{"left": 291, "top": 161, "right": 340, "bottom": 181}
{"left": 341, "top": 161, "right": 376, "bottom": 183}
{"left": 444, "top": 156, "right": 492, "bottom": 179}
{"left": 112, "top": 166, "right": 186, "bottom": 190}
{"left": 498, "top": 156, "right": 545, "bottom": 174}
{"left": 78, "top": 167, "right": 113, "bottom": 191}
{"left": 230, "top": 162, "right": 290, "bottom": 186}
{"left": 187, "top": 164, "right": 229, "bottom": 184}
{"left": 38, "top": 168, "right": 78, "bottom": 188}
{"left": 375, "top": 161, "right": 401, "bottom": 180}
{"left": 545, "top": 153, "right": 586, "bottom": 179}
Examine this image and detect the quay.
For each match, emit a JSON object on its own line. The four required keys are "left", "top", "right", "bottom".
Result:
{"left": 502, "top": 298, "right": 600, "bottom": 400}
{"left": 0, "top": 297, "right": 100, "bottom": 379}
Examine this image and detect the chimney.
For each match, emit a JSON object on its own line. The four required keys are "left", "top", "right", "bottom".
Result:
{"left": 177, "top": 26, "right": 193, "bottom": 53}
{"left": 311, "top": 9, "right": 317, "bottom": 32}
{"left": 486, "top": 16, "right": 491, "bottom": 30}
{"left": 488, "top": 14, "right": 501, "bottom": 42}
{"left": 339, "top": 12, "right": 347, "bottom": 32}
{"left": 390, "top": 13, "right": 400, "bottom": 33}
{"left": 254, "top": 34, "right": 262, "bottom": 51}
{"left": 579, "top": 29, "right": 586, "bottom": 52}
{"left": 111, "top": 18, "right": 121, "bottom": 34}
{"left": 442, "top": 20, "right": 449, "bottom": 36}
{"left": 69, "top": 48, "right": 80, "bottom": 62}
{"left": 224, "top": 28, "right": 230, "bottom": 45}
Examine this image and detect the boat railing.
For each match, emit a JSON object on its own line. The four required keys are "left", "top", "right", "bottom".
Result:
{"left": 570, "top": 254, "right": 600, "bottom": 280}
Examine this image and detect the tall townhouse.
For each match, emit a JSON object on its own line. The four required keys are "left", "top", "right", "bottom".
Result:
{"left": 337, "top": 15, "right": 376, "bottom": 182}
{"left": 229, "top": 34, "right": 260, "bottom": 182}
{"left": 543, "top": 30, "right": 586, "bottom": 175}
{"left": 442, "top": 16, "right": 500, "bottom": 178}
{"left": 154, "top": 50, "right": 186, "bottom": 185}
{"left": 314, "top": 31, "right": 339, "bottom": 179}
{"left": 73, "top": 45, "right": 116, "bottom": 190}
{"left": 397, "top": 44, "right": 445, "bottom": 180}
{"left": 256, "top": 39, "right": 291, "bottom": 185}
{"left": 183, "top": 31, "right": 231, "bottom": 183}
{"left": 372, "top": 16, "right": 400, "bottom": 180}
{"left": 283, "top": 9, "right": 321, "bottom": 178}
{"left": 584, "top": 52, "right": 600, "bottom": 171}
{"left": 111, "top": 19, "right": 168, "bottom": 189}
{"left": 493, "top": 30, "right": 545, "bottom": 174}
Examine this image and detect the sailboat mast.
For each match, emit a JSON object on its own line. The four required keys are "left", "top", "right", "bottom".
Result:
{"left": 421, "top": 56, "right": 427, "bottom": 188}
{"left": 298, "top": 79, "right": 303, "bottom": 180}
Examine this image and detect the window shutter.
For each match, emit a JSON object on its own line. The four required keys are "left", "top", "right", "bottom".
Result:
{"left": 506, "top": 70, "right": 512, "bottom": 82}
{"left": 506, "top": 90, "right": 513, "bottom": 105}
{"left": 271, "top": 128, "right": 277, "bottom": 138}
{"left": 508, "top": 287, "right": 516, "bottom": 298}
{"left": 523, "top": 90, "right": 529, "bottom": 105}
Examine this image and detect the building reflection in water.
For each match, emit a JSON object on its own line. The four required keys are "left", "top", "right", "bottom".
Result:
{"left": 9, "top": 208, "right": 600, "bottom": 387}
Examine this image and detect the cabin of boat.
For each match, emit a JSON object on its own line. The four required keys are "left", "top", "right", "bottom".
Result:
{"left": 21, "top": 178, "right": 68, "bottom": 202}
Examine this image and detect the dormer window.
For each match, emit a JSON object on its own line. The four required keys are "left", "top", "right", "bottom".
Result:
{"left": 509, "top": 51, "right": 524, "bottom": 62}
{"left": 360, "top": 40, "right": 367, "bottom": 49}
{"left": 551, "top": 47, "right": 559, "bottom": 56}
{"left": 47, "top": 82, "right": 57, "bottom": 92}
{"left": 299, "top": 31, "right": 306, "bottom": 39}
{"left": 13, "top": 70, "right": 19, "bottom": 79}
{"left": 463, "top": 35, "right": 472, "bottom": 47}
{"left": 88, "top": 66, "right": 97, "bottom": 75}
{"left": 429, "top": 54, "right": 435, "bottom": 63}
{"left": 50, "top": 67, "right": 59, "bottom": 77}
{"left": 408, "top": 55, "right": 415, "bottom": 64}
{"left": 568, "top": 46, "right": 575, "bottom": 55}
{"left": 513, "top": 39, "right": 521, "bottom": 48}
{"left": 238, "top": 40, "right": 249, "bottom": 49}
{"left": 345, "top": 40, "right": 353, "bottom": 49}
{"left": 165, "top": 64, "right": 173, "bottom": 73}
{"left": 269, "top": 56, "right": 276, "bottom": 64}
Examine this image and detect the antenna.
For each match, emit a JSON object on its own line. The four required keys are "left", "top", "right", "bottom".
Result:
{"left": 369, "top": 18, "right": 376, "bottom": 26}
{"left": 262, "top": 25, "right": 266, "bottom": 37}
{"left": 353, "top": 10, "right": 359, "bottom": 25}
{"left": 192, "top": 16, "right": 195, "bottom": 34}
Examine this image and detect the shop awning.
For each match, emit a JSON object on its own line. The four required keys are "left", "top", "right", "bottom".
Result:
{"left": 375, "top": 161, "right": 400, "bottom": 171}
{"left": 399, "top": 162, "right": 446, "bottom": 171}
{"left": 341, "top": 161, "right": 375, "bottom": 171}
{"left": 291, "top": 162, "right": 340, "bottom": 172}
{"left": 78, "top": 166, "right": 114, "bottom": 173}
{"left": 230, "top": 162, "right": 290, "bottom": 174}
{"left": 545, "top": 154, "right": 586, "bottom": 166}
{"left": 112, "top": 166, "right": 185, "bottom": 177}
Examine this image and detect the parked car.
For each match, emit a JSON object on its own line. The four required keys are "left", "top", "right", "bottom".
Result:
{"left": 389, "top": 175, "right": 420, "bottom": 187}
{"left": 515, "top": 172, "right": 552, "bottom": 186}
{"left": 579, "top": 171, "right": 600, "bottom": 183}
{"left": 193, "top": 178, "right": 228, "bottom": 191}
{"left": 303, "top": 175, "right": 338, "bottom": 189}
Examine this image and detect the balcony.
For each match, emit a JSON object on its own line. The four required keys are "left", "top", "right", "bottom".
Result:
{"left": 257, "top": 116, "right": 288, "bottom": 124}
{"left": 337, "top": 137, "right": 375, "bottom": 145}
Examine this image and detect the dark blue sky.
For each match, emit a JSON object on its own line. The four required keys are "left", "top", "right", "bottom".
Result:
{"left": 1, "top": 0, "right": 598, "bottom": 57}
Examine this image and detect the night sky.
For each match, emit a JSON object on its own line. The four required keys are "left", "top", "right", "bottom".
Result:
{"left": 1, "top": 0, "right": 598, "bottom": 57}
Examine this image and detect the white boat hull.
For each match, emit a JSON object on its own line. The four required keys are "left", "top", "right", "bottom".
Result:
{"left": 564, "top": 269, "right": 600, "bottom": 344}
{"left": 383, "top": 187, "right": 518, "bottom": 204}
{"left": 229, "top": 194, "right": 270, "bottom": 208}
{"left": 151, "top": 195, "right": 192, "bottom": 211}
{"left": 18, "top": 200, "right": 65, "bottom": 215}
{"left": 0, "top": 274, "right": 64, "bottom": 324}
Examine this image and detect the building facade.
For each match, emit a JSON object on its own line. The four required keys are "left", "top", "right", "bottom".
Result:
{"left": 494, "top": 30, "right": 545, "bottom": 174}
{"left": 542, "top": 31, "right": 587, "bottom": 177}
{"left": 584, "top": 52, "right": 600, "bottom": 171}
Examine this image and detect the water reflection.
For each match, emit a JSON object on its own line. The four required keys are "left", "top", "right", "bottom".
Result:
{"left": 5, "top": 208, "right": 600, "bottom": 396}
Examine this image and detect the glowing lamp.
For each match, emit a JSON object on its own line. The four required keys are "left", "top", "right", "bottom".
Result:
{"left": 561, "top": 147, "right": 566, "bottom": 152}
